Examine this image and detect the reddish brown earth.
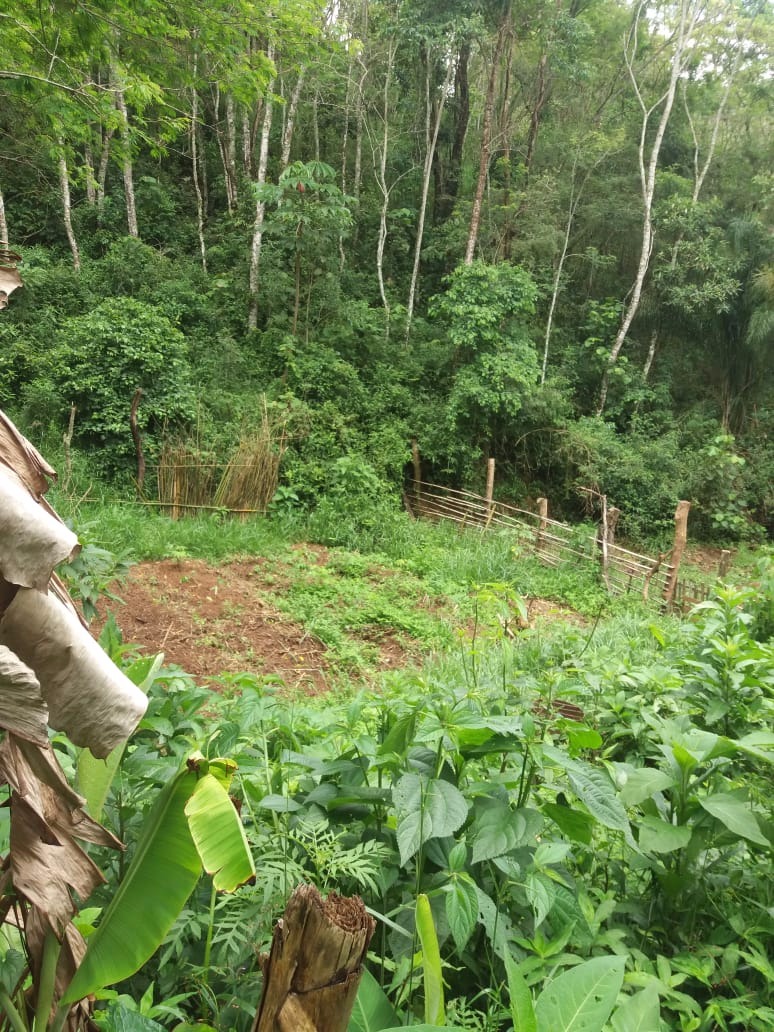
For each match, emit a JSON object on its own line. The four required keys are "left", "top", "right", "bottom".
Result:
{"left": 93, "top": 554, "right": 424, "bottom": 693}
{"left": 95, "top": 558, "right": 333, "bottom": 693}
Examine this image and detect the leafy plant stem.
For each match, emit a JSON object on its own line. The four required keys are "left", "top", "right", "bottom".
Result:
{"left": 33, "top": 931, "right": 61, "bottom": 1032}
{"left": 0, "top": 987, "right": 28, "bottom": 1032}
{"left": 202, "top": 880, "right": 217, "bottom": 986}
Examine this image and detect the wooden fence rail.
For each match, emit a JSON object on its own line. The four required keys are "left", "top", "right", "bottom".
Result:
{"left": 406, "top": 478, "right": 711, "bottom": 610}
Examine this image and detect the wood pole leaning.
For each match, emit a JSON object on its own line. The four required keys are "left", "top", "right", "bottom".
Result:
{"left": 535, "top": 497, "right": 548, "bottom": 556}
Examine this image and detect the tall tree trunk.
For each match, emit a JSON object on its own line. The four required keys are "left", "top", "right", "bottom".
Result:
{"left": 96, "top": 126, "right": 113, "bottom": 221}
{"left": 406, "top": 58, "right": 454, "bottom": 342}
{"left": 375, "top": 38, "right": 397, "bottom": 334}
{"left": 596, "top": 0, "right": 702, "bottom": 415}
{"left": 115, "top": 83, "right": 139, "bottom": 238}
{"left": 84, "top": 140, "right": 97, "bottom": 205}
{"left": 248, "top": 48, "right": 276, "bottom": 332}
{"left": 434, "top": 38, "right": 471, "bottom": 221}
{"left": 57, "top": 147, "right": 81, "bottom": 271}
{"left": 191, "top": 81, "right": 207, "bottom": 272}
{"left": 225, "top": 94, "right": 239, "bottom": 205}
{"left": 465, "top": 10, "right": 511, "bottom": 265}
{"left": 242, "top": 108, "right": 253, "bottom": 176}
{"left": 280, "top": 69, "right": 306, "bottom": 169}
{"left": 0, "top": 187, "right": 8, "bottom": 248}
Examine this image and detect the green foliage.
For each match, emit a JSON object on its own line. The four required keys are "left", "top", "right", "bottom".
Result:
{"left": 27, "top": 297, "right": 195, "bottom": 477}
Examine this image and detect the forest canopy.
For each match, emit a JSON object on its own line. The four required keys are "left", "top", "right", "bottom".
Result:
{"left": 0, "top": 0, "right": 772, "bottom": 540}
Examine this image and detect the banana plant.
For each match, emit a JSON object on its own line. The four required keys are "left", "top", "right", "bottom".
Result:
{"left": 38, "top": 752, "right": 256, "bottom": 1028}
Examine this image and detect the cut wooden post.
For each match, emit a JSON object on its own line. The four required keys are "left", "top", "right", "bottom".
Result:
{"left": 718, "top": 549, "right": 731, "bottom": 578}
{"left": 535, "top": 497, "right": 548, "bottom": 557}
{"left": 663, "top": 500, "right": 690, "bottom": 607}
{"left": 253, "top": 884, "right": 375, "bottom": 1032}
{"left": 484, "top": 457, "right": 495, "bottom": 526}
{"left": 411, "top": 438, "right": 421, "bottom": 512}
{"left": 129, "top": 388, "right": 145, "bottom": 495}
{"left": 598, "top": 502, "right": 620, "bottom": 592}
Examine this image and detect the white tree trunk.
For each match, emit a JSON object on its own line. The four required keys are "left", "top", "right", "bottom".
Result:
{"left": 115, "top": 84, "right": 139, "bottom": 238}
{"left": 96, "top": 126, "right": 113, "bottom": 219}
{"left": 248, "top": 49, "right": 276, "bottom": 332}
{"left": 374, "top": 39, "right": 397, "bottom": 333}
{"left": 596, "top": 0, "right": 703, "bottom": 415}
{"left": 280, "top": 68, "right": 306, "bottom": 170}
{"left": 225, "top": 93, "right": 239, "bottom": 205}
{"left": 0, "top": 187, "right": 8, "bottom": 248}
{"left": 191, "top": 80, "right": 207, "bottom": 272}
{"left": 57, "top": 148, "right": 81, "bottom": 271}
{"left": 406, "top": 59, "right": 454, "bottom": 342}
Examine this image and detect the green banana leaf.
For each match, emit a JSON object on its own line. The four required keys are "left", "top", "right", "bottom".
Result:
{"left": 77, "top": 743, "right": 125, "bottom": 822}
{"left": 184, "top": 771, "right": 255, "bottom": 891}
{"left": 62, "top": 769, "right": 202, "bottom": 1004}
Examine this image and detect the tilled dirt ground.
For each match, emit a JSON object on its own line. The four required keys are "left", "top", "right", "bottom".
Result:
{"left": 93, "top": 554, "right": 420, "bottom": 693}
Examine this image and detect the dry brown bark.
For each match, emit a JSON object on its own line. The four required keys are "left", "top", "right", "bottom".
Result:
{"left": 253, "top": 884, "right": 375, "bottom": 1032}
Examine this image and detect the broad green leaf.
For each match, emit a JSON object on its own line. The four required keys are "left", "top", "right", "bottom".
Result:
{"left": 393, "top": 775, "right": 467, "bottom": 866}
{"left": 471, "top": 800, "right": 529, "bottom": 863}
{"left": 63, "top": 769, "right": 202, "bottom": 1004}
{"left": 698, "top": 793, "right": 770, "bottom": 846}
{"left": 535, "top": 955, "right": 626, "bottom": 1032}
{"left": 542, "top": 803, "right": 594, "bottom": 845}
{"left": 378, "top": 1027, "right": 466, "bottom": 1031}
{"left": 258, "top": 793, "right": 301, "bottom": 812}
{"left": 96, "top": 1005, "right": 165, "bottom": 1032}
{"left": 534, "top": 841, "right": 572, "bottom": 867}
{"left": 638, "top": 816, "right": 692, "bottom": 854}
{"left": 526, "top": 870, "right": 555, "bottom": 929}
{"left": 0, "top": 949, "right": 26, "bottom": 994}
{"left": 445, "top": 876, "right": 478, "bottom": 952}
{"left": 543, "top": 747, "right": 631, "bottom": 839}
{"left": 505, "top": 948, "right": 537, "bottom": 1032}
{"left": 378, "top": 713, "right": 417, "bottom": 758}
{"left": 77, "top": 743, "right": 126, "bottom": 821}
{"left": 348, "top": 969, "right": 400, "bottom": 1032}
{"left": 184, "top": 772, "right": 255, "bottom": 891}
{"left": 611, "top": 986, "right": 661, "bottom": 1032}
{"left": 416, "top": 894, "right": 444, "bottom": 1026}
{"left": 615, "top": 767, "right": 676, "bottom": 807}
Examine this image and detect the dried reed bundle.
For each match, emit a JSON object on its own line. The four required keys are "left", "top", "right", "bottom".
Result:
{"left": 156, "top": 441, "right": 219, "bottom": 517}
{"left": 213, "top": 404, "right": 289, "bottom": 515}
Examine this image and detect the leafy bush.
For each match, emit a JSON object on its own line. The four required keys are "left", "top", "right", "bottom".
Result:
{"left": 27, "top": 297, "right": 196, "bottom": 477}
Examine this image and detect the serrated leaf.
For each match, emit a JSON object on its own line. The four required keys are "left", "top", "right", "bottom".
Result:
{"left": 184, "top": 772, "right": 255, "bottom": 891}
{"left": 535, "top": 955, "right": 626, "bottom": 1032}
{"left": 393, "top": 775, "right": 467, "bottom": 866}
{"left": 445, "top": 876, "right": 478, "bottom": 952}
{"left": 526, "top": 870, "right": 555, "bottom": 929}
{"left": 471, "top": 800, "right": 528, "bottom": 863}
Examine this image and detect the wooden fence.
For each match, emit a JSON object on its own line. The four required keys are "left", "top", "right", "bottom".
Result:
{"left": 405, "top": 477, "right": 713, "bottom": 610}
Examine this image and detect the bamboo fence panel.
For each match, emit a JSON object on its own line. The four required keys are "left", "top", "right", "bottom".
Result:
{"left": 408, "top": 479, "right": 703, "bottom": 607}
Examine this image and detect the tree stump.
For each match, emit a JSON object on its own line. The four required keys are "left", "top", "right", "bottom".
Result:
{"left": 252, "top": 884, "right": 375, "bottom": 1032}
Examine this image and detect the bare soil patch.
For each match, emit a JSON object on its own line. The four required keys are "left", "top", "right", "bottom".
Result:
{"left": 93, "top": 555, "right": 584, "bottom": 692}
{"left": 94, "top": 557, "right": 418, "bottom": 692}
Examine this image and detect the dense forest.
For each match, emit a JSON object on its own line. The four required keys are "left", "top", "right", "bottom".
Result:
{"left": 1, "top": 0, "right": 772, "bottom": 540}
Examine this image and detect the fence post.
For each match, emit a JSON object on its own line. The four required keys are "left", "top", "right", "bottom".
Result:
{"left": 598, "top": 498, "right": 621, "bottom": 591}
{"left": 718, "top": 549, "right": 731, "bottom": 578}
{"left": 411, "top": 438, "right": 421, "bottom": 512}
{"left": 663, "top": 500, "right": 690, "bottom": 607}
{"left": 484, "top": 457, "right": 495, "bottom": 525}
{"left": 535, "top": 497, "right": 548, "bottom": 556}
